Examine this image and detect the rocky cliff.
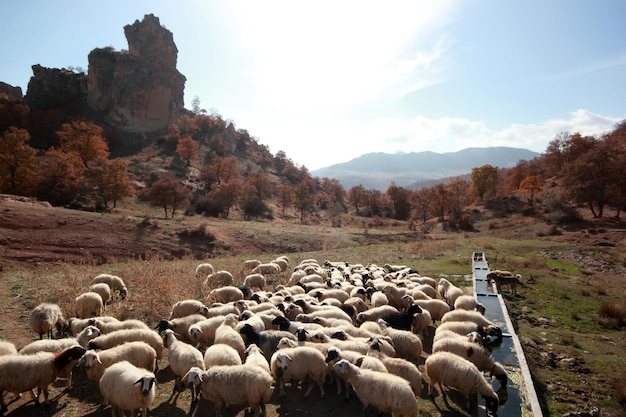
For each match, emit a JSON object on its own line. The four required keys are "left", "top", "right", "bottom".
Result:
{"left": 24, "top": 65, "right": 87, "bottom": 112}
{"left": 87, "top": 14, "right": 186, "bottom": 132}
{"left": 0, "top": 82, "right": 23, "bottom": 101}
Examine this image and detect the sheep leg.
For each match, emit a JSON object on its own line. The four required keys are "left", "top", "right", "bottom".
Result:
{"left": 0, "top": 393, "right": 7, "bottom": 414}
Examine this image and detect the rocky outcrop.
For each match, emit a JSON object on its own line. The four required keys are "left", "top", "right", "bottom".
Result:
{"left": 0, "top": 82, "right": 23, "bottom": 101}
{"left": 23, "top": 65, "right": 87, "bottom": 111}
{"left": 87, "top": 14, "right": 185, "bottom": 132}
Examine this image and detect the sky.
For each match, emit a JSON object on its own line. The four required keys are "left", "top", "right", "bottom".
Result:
{"left": 1, "top": 1, "right": 625, "bottom": 171}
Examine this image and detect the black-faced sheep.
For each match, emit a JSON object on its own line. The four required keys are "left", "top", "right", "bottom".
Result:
{"left": 98, "top": 361, "right": 156, "bottom": 417}
{"left": 90, "top": 273, "right": 128, "bottom": 300}
{"left": 78, "top": 341, "right": 157, "bottom": 381}
{"left": 162, "top": 329, "right": 204, "bottom": 404}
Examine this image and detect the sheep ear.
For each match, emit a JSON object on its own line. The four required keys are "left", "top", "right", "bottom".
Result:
{"left": 286, "top": 354, "right": 292, "bottom": 362}
{"left": 134, "top": 378, "right": 143, "bottom": 385}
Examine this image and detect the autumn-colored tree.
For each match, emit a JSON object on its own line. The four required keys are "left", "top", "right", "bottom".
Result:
{"left": 280, "top": 160, "right": 304, "bottom": 185}
{"left": 0, "top": 127, "right": 38, "bottom": 194}
{"left": 292, "top": 178, "right": 316, "bottom": 223}
{"left": 177, "top": 115, "right": 199, "bottom": 137}
{"left": 145, "top": 177, "right": 191, "bottom": 219}
{"left": 411, "top": 187, "right": 431, "bottom": 223}
{"left": 386, "top": 183, "right": 411, "bottom": 220}
{"left": 240, "top": 172, "right": 273, "bottom": 219}
{"left": 447, "top": 177, "right": 470, "bottom": 220}
{"left": 347, "top": 185, "right": 366, "bottom": 215}
{"left": 278, "top": 184, "right": 292, "bottom": 216}
{"left": 164, "top": 124, "right": 182, "bottom": 150}
{"left": 208, "top": 134, "right": 231, "bottom": 156}
{"left": 430, "top": 183, "right": 449, "bottom": 221}
{"left": 519, "top": 175, "right": 543, "bottom": 207}
{"left": 176, "top": 136, "right": 199, "bottom": 166}
{"left": 470, "top": 164, "right": 498, "bottom": 200}
{"left": 203, "top": 179, "right": 242, "bottom": 218}
{"left": 317, "top": 177, "right": 346, "bottom": 211}
{"left": 91, "top": 158, "right": 136, "bottom": 209}
{"left": 56, "top": 121, "right": 109, "bottom": 167}
{"left": 200, "top": 156, "right": 240, "bottom": 189}
{"left": 37, "top": 148, "right": 86, "bottom": 205}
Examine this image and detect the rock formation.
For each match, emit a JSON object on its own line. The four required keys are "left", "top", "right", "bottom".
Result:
{"left": 23, "top": 65, "right": 87, "bottom": 111}
{"left": 87, "top": 14, "right": 186, "bottom": 132}
{"left": 0, "top": 82, "right": 23, "bottom": 101}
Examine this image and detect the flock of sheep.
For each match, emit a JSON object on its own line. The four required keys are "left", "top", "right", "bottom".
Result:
{"left": 0, "top": 256, "right": 512, "bottom": 417}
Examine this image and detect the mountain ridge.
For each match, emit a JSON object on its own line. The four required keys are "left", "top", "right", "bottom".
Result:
{"left": 311, "top": 147, "right": 540, "bottom": 190}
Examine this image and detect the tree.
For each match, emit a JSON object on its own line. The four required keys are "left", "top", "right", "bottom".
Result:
{"left": 292, "top": 179, "right": 316, "bottom": 223}
{"left": 240, "top": 172, "right": 273, "bottom": 219}
{"left": 145, "top": 177, "right": 191, "bottom": 219}
{"left": 56, "top": 121, "right": 109, "bottom": 167}
{"left": 0, "top": 127, "right": 38, "bottom": 194}
{"left": 447, "top": 177, "right": 470, "bottom": 220}
{"left": 200, "top": 156, "right": 240, "bottom": 189}
{"left": 37, "top": 148, "right": 86, "bottom": 205}
{"left": 92, "top": 158, "right": 135, "bottom": 209}
{"left": 430, "top": 183, "right": 449, "bottom": 221}
{"left": 348, "top": 185, "right": 366, "bottom": 214}
{"left": 386, "top": 183, "right": 411, "bottom": 220}
{"left": 519, "top": 175, "right": 543, "bottom": 208}
{"left": 471, "top": 164, "right": 498, "bottom": 200}
{"left": 191, "top": 96, "right": 205, "bottom": 115}
{"left": 278, "top": 184, "right": 292, "bottom": 216}
{"left": 411, "top": 187, "right": 431, "bottom": 223}
{"left": 176, "top": 136, "right": 199, "bottom": 167}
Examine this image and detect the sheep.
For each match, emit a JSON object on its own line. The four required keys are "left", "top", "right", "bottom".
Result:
{"left": 272, "top": 257, "right": 289, "bottom": 272}
{"left": 309, "top": 332, "right": 369, "bottom": 355}
{"left": 414, "top": 298, "right": 451, "bottom": 321}
{"left": 99, "top": 361, "right": 156, "bottom": 417}
{"left": 243, "top": 343, "right": 271, "bottom": 374}
{"left": 251, "top": 262, "right": 281, "bottom": 276}
{"left": 0, "top": 345, "right": 86, "bottom": 412}
{"left": 355, "top": 305, "right": 399, "bottom": 326}
{"left": 241, "top": 273, "right": 265, "bottom": 291}
{"left": 239, "top": 324, "right": 297, "bottom": 361}
{"left": 187, "top": 315, "right": 226, "bottom": 348}
{"left": 377, "top": 319, "right": 422, "bottom": 362}
{"left": 441, "top": 309, "right": 497, "bottom": 328}
{"left": 88, "top": 282, "right": 113, "bottom": 306}
{"left": 367, "top": 343, "right": 424, "bottom": 397}
{"left": 454, "top": 295, "right": 487, "bottom": 314}
{"left": 235, "top": 310, "right": 266, "bottom": 337}
{"left": 432, "top": 336, "right": 507, "bottom": 388}
{"left": 88, "top": 328, "right": 165, "bottom": 361}
{"left": 203, "top": 270, "right": 234, "bottom": 288}
{"left": 201, "top": 302, "right": 244, "bottom": 318}
{"left": 162, "top": 329, "right": 204, "bottom": 404}
{"left": 355, "top": 354, "right": 388, "bottom": 372}
{"left": 206, "top": 286, "right": 244, "bottom": 304}
{"left": 169, "top": 299, "right": 209, "bottom": 320}
{"left": 76, "top": 325, "right": 102, "bottom": 347}
{"left": 0, "top": 341, "right": 17, "bottom": 356}
{"left": 369, "top": 290, "right": 389, "bottom": 307}
{"left": 75, "top": 292, "right": 104, "bottom": 319}
{"left": 243, "top": 259, "right": 262, "bottom": 271}
{"left": 432, "top": 329, "right": 486, "bottom": 346}
{"left": 88, "top": 318, "right": 150, "bottom": 334}
{"left": 182, "top": 365, "right": 273, "bottom": 417}
{"left": 18, "top": 336, "right": 84, "bottom": 390}
{"left": 90, "top": 273, "right": 128, "bottom": 299}
{"left": 203, "top": 344, "right": 242, "bottom": 368}
{"left": 411, "top": 306, "right": 432, "bottom": 337}
{"left": 434, "top": 320, "right": 503, "bottom": 346}
{"left": 195, "top": 262, "right": 215, "bottom": 278}
{"left": 332, "top": 359, "right": 419, "bottom": 417}
{"left": 29, "top": 302, "right": 68, "bottom": 339}
{"left": 78, "top": 341, "right": 157, "bottom": 381}
{"left": 324, "top": 347, "right": 365, "bottom": 397}
{"left": 68, "top": 315, "right": 119, "bottom": 336}
{"left": 381, "top": 285, "right": 411, "bottom": 309}
{"left": 214, "top": 313, "right": 246, "bottom": 360}
{"left": 155, "top": 313, "right": 207, "bottom": 343}
{"left": 437, "top": 278, "right": 465, "bottom": 307}
{"left": 270, "top": 346, "right": 327, "bottom": 398}
{"left": 377, "top": 303, "right": 423, "bottom": 331}
{"left": 425, "top": 351, "right": 499, "bottom": 416}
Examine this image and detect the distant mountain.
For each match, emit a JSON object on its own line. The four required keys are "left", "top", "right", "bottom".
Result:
{"left": 311, "top": 147, "right": 541, "bottom": 190}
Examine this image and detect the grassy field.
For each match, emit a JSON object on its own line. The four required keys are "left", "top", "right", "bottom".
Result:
{"left": 1, "top": 214, "right": 626, "bottom": 416}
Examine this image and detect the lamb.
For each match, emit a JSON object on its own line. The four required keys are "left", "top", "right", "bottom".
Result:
{"left": 162, "top": 329, "right": 204, "bottom": 404}
{"left": 169, "top": 299, "right": 209, "bottom": 320}
{"left": 182, "top": 365, "right": 273, "bottom": 417}
{"left": 88, "top": 328, "right": 165, "bottom": 361}
{"left": 99, "top": 361, "right": 156, "bottom": 417}
{"left": 203, "top": 270, "right": 234, "bottom": 288}
{"left": 195, "top": 262, "right": 215, "bottom": 278}
{"left": 251, "top": 262, "right": 281, "bottom": 276}
{"left": 187, "top": 316, "right": 227, "bottom": 348}
{"left": 88, "top": 282, "right": 113, "bottom": 306}
{"left": 243, "top": 343, "right": 271, "bottom": 374}
{"left": 203, "top": 344, "right": 242, "bottom": 368}
{"left": 432, "top": 336, "right": 508, "bottom": 388}
{"left": 270, "top": 346, "right": 327, "bottom": 398}
{"left": 332, "top": 359, "right": 419, "bottom": 417}
{"left": 29, "top": 302, "right": 68, "bottom": 339}
{"left": 0, "top": 345, "right": 86, "bottom": 412}
{"left": 0, "top": 341, "right": 17, "bottom": 356}
{"left": 454, "top": 295, "right": 486, "bottom": 314}
{"left": 213, "top": 313, "right": 246, "bottom": 360}
{"left": 90, "top": 273, "right": 128, "bottom": 299}
{"left": 75, "top": 292, "right": 104, "bottom": 319}
{"left": 206, "top": 286, "right": 244, "bottom": 304}
{"left": 441, "top": 309, "right": 497, "bottom": 328}
{"left": 243, "top": 273, "right": 266, "bottom": 291}
{"left": 78, "top": 341, "right": 157, "bottom": 381}
{"left": 425, "top": 351, "right": 499, "bottom": 416}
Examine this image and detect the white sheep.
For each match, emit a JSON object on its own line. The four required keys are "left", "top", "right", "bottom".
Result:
{"left": 183, "top": 365, "right": 273, "bottom": 417}
{"left": 155, "top": 314, "right": 207, "bottom": 343}
{"left": 243, "top": 273, "right": 266, "bottom": 290}
{"left": 0, "top": 345, "right": 85, "bottom": 412}
{"left": 88, "top": 318, "right": 149, "bottom": 334}
{"left": 432, "top": 336, "right": 508, "bottom": 388}
{"left": 414, "top": 298, "right": 451, "bottom": 321}
{"left": 214, "top": 313, "right": 246, "bottom": 360}
{"left": 454, "top": 295, "right": 486, "bottom": 314}
{"left": 88, "top": 282, "right": 112, "bottom": 306}
{"left": 270, "top": 346, "right": 327, "bottom": 398}
{"left": 87, "top": 328, "right": 164, "bottom": 361}
{"left": 437, "top": 278, "right": 465, "bottom": 307}
{"left": 169, "top": 299, "right": 209, "bottom": 319}
{"left": 0, "top": 341, "right": 17, "bottom": 356}
{"left": 78, "top": 341, "right": 157, "bottom": 381}
{"left": 195, "top": 262, "right": 214, "bottom": 278}
{"left": 98, "top": 361, "right": 156, "bottom": 417}
{"left": 370, "top": 290, "right": 390, "bottom": 307}
{"left": 203, "top": 270, "right": 234, "bottom": 288}
{"left": 18, "top": 337, "right": 86, "bottom": 388}
{"left": 355, "top": 305, "right": 399, "bottom": 326}
{"left": 251, "top": 262, "right": 281, "bottom": 276}
{"left": 75, "top": 292, "right": 104, "bottom": 319}
{"left": 203, "top": 344, "right": 242, "bottom": 368}
{"left": 243, "top": 343, "right": 271, "bottom": 374}
{"left": 441, "top": 309, "right": 497, "bottom": 328}
{"left": 163, "top": 329, "right": 205, "bottom": 404}
{"left": 206, "top": 286, "right": 244, "bottom": 305}
{"left": 332, "top": 359, "right": 419, "bottom": 417}
{"left": 425, "top": 351, "right": 499, "bottom": 416}
{"left": 377, "top": 320, "right": 422, "bottom": 362}
{"left": 243, "top": 259, "right": 262, "bottom": 270}
{"left": 187, "top": 315, "right": 226, "bottom": 348}
{"left": 90, "top": 273, "right": 128, "bottom": 299}
{"left": 68, "top": 315, "right": 119, "bottom": 336}
{"left": 29, "top": 302, "right": 67, "bottom": 339}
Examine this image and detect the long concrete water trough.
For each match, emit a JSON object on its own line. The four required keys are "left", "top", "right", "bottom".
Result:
{"left": 471, "top": 252, "right": 543, "bottom": 417}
